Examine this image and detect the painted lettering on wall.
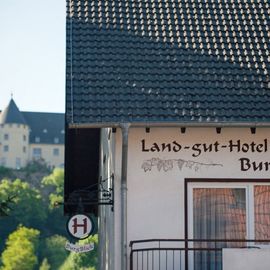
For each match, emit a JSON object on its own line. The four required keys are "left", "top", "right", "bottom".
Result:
{"left": 141, "top": 139, "right": 269, "bottom": 172}
{"left": 239, "top": 158, "right": 270, "bottom": 172}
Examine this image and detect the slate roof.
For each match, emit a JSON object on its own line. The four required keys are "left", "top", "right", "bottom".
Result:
{"left": 22, "top": 112, "right": 65, "bottom": 145}
{"left": 0, "top": 99, "right": 27, "bottom": 125}
{"left": 66, "top": 0, "right": 270, "bottom": 125}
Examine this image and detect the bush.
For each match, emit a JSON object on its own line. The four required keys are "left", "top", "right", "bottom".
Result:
{"left": 60, "top": 235, "right": 98, "bottom": 270}
{"left": 24, "top": 160, "right": 50, "bottom": 174}
{"left": 39, "top": 258, "right": 51, "bottom": 270}
{"left": 1, "top": 226, "right": 40, "bottom": 270}
{"left": 40, "top": 235, "right": 68, "bottom": 270}
{"left": 0, "top": 167, "right": 13, "bottom": 180}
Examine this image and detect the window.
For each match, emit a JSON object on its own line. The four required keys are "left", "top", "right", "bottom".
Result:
{"left": 188, "top": 180, "right": 270, "bottom": 269}
{"left": 4, "top": 145, "right": 9, "bottom": 152}
{"left": 23, "top": 135, "right": 27, "bottom": 141}
{"left": 16, "top": 158, "right": 21, "bottom": 169}
{"left": 53, "top": 148, "right": 59, "bottom": 156}
{"left": 23, "top": 146, "right": 26, "bottom": 153}
{"left": 33, "top": 148, "right": 42, "bottom": 159}
{"left": 54, "top": 137, "right": 59, "bottom": 144}
{"left": 1, "top": 158, "right": 6, "bottom": 166}
{"left": 193, "top": 187, "right": 246, "bottom": 241}
{"left": 254, "top": 185, "right": 270, "bottom": 240}
{"left": 35, "top": 137, "right": 40, "bottom": 143}
{"left": 4, "top": 134, "right": 9, "bottom": 140}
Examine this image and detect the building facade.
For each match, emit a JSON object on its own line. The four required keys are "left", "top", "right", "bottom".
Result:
{"left": 65, "top": 1, "right": 270, "bottom": 269}
{"left": 99, "top": 126, "right": 270, "bottom": 270}
{"left": 0, "top": 99, "right": 64, "bottom": 169}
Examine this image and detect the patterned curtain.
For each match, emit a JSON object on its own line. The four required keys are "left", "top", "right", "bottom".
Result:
{"left": 254, "top": 185, "right": 270, "bottom": 243}
{"left": 193, "top": 188, "right": 246, "bottom": 270}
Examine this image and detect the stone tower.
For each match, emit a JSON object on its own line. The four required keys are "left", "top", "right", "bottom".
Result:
{"left": 0, "top": 99, "right": 30, "bottom": 169}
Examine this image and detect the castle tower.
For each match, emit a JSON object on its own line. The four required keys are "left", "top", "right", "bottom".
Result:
{"left": 0, "top": 99, "right": 30, "bottom": 169}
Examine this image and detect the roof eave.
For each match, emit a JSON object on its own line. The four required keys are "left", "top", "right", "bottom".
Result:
{"left": 67, "top": 121, "right": 270, "bottom": 129}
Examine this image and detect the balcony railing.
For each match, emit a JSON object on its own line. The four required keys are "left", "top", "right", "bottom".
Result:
{"left": 130, "top": 239, "right": 270, "bottom": 270}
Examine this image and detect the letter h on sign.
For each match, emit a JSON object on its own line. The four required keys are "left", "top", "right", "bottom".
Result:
{"left": 67, "top": 214, "right": 94, "bottom": 239}
{"left": 72, "top": 217, "right": 88, "bottom": 234}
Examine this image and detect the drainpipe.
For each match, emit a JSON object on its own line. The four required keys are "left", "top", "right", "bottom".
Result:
{"left": 120, "top": 123, "right": 130, "bottom": 270}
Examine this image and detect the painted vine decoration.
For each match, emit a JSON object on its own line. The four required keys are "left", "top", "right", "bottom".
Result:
{"left": 141, "top": 158, "right": 223, "bottom": 172}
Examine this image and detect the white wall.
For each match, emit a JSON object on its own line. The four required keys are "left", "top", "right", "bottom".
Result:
{"left": 112, "top": 127, "right": 270, "bottom": 269}
{"left": 0, "top": 123, "right": 29, "bottom": 168}
{"left": 223, "top": 249, "right": 270, "bottom": 270}
{"left": 99, "top": 128, "right": 115, "bottom": 270}
{"left": 0, "top": 124, "right": 64, "bottom": 169}
{"left": 29, "top": 143, "right": 64, "bottom": 168}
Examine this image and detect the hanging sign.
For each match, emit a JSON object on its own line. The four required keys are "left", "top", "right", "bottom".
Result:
{"left": 65, "top": 241, "right": 94, "bottom": 253}
{"left": 67, "top": 214, "right": 94, "bottom": 240}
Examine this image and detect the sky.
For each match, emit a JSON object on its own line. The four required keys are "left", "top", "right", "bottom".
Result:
{"left": 0, "top": 0, "right": 66, "bottom": 113}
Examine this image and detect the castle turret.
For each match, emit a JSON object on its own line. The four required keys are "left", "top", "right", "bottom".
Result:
{"left": 0, "top": 99, "right": 30, "bottom": 169}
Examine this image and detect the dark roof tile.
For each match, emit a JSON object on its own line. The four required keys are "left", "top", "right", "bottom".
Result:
{"left": 22, "top": 112, "right": 65, "bottom": 145}
{"left": 66, "top": 0, "right": 270, "bottom": 124}
{"left": 0, "top": 99, "right": 27, "bottom": 125}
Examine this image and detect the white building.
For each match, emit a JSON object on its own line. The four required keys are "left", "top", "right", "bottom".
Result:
{"left": 99, "top": 126, "right": 270, "bottom": 270}
{"left": 65, "top": 1, "right": 270, "bottom": 270}
{"left": 0, "top": 98, "right": 64, "bottom": 169}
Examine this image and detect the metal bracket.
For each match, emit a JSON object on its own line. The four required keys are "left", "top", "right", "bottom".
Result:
{"left": 63, "top": 174, "right": 114, "bottom": 212}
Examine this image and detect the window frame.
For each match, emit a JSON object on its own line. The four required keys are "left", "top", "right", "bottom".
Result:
{"left": 53, "top": 148, "right": 59, "bottom": 156}
{"left": 16, "top": 158, "right": 21, "bottom": 169}
{"left": 3, "top": 145, "right": 9, "bottom": 152}
{"left": 33, "top": 147, "right": 42, "bottom": 159}
{"left": 185, "top": 179, "right": 270, "bottom": 241}
{"left": 185, "top": 179, "right": 270, "bottom": 269}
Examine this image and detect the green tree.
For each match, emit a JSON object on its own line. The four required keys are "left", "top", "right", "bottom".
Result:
{"left": 41, "top": 169, "right": 68, "bottom": 236}
{"left": 40, "top": 235, "right": 68, "bottom": 269}
{"left": 0, "top": 195, "right": 16, "bottom": 217}
{"left": 0, "top": 167, "right": 13, "bottom": 181}
{"left": 24, "top": 160, "right": 50, "bottom": 175}
{"left": 42, "top": 168, "right": 64, "bottom": 208}
{"left": 0, "top": 179, "right": 47, "bottom": 249}
{"left": 60, "top": 234, "right": 98, "bottom": 270}
{"left": 39, "top": 258, "right": 51, "bottom": 270}
{"left": 1, "top": 226, "right": 40, "bottom": 270}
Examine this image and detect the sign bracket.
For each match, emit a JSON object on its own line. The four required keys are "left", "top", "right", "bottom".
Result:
{"left": 63, "top": 174, "right": 114, "bottom": 213}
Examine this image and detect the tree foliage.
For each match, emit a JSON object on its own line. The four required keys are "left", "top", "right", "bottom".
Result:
{"left": 0, "top": 167, "right": 13, "bottom": 180}
{"left": 39, "top": 258, "right": 50, "bottom": 270}
{"left": 40, "top": 235, "right": 68, "bottom": 269}
{"left": 42, "top": 168, "right": 64, "bottom": 208}
{"left": 24, "top": 160, "right": 50, "bottom": 174}
{"left": 41, "top": 169, "right": 68, "bottom": 236}
{"left": 60, "top": 235, "right": 98, "bottom": 270}
{"left": 0, "top": 195, "right": 16, "bottom": 217}
{"left": 1, "top": 226, "right": 40, "bottom": 270}
{"left": 0, "top": 179, "right": 47, "bottom": 242}
{"left": 0, "top": 168, "right": 98, "bottom": 269}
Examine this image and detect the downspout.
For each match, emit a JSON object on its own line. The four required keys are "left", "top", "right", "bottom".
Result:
{"left": 120, "top": 123, "right": 130, "bottom": 270}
